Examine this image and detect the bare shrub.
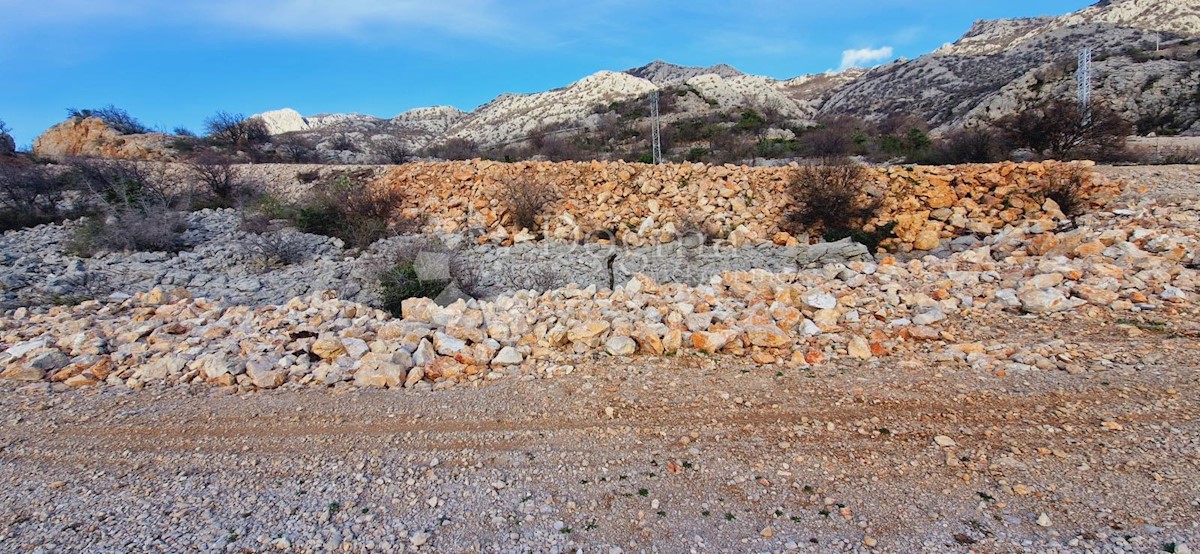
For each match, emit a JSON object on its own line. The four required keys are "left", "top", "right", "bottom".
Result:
{"left": 784, "top": 159, "right": 880, "bottom": 236}
{"left": 67, "top": 159, "right": 186, "bottom": 255}
{"left": 994, "top": 98, "right": 1132, "bottom": 160}
{"left": 69, "top": 158, "right": 175, "bottom": 211}
{"left": 502, "top": 180, "right": 558, "bottom": 233}
{"left": 1043, "top": 167, "right": 1088, "bottom": 219}
{"left": 242, "top": 232, "right": 311, "bottom": 270}
{"left": 204, "top": 111, "right": 270, "bottom": 151}
{"left": 187, "top": 154, "right": 245, "bottom": 205}
{"left": 66, "top": 105, "right": 150, "bottom": 135}
{"left": 375, "top": 238, "right": 483, "bottom": 315}
{"left": 0, "top": 165, "right": 76, "bottom": 231}
{"left": 372, "top": 138, "right": 411, "bottom": 164}
{"left": 930, "top": 127, "right": 1008, "bottom": 164}
{"left": 69, "top": 206, "right": 186, "bottom": 256}
{"left": 274, "top": 135, "right": 321, "bottom": 164}
{"left": 424, "top": 138, "right": 479, "bottom": 161}
{"left": 503, "top": 265, "right": 567, "bottom": 293}
{"left": 272, "top": 172, "right": 421, "bottom": 249}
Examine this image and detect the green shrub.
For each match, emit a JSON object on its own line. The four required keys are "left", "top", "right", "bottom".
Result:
{"left": 379, "top": 262, "right": 450, "bottom": 316}
{"left": 267, "top": 172, "right": 417, "bottom": 249}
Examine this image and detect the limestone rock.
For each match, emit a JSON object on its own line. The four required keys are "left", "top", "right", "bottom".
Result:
{"left": 605, "top": 336, "right": 637, "bottom": 356}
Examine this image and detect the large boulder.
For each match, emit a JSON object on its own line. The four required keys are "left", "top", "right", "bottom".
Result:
{"left": 32, "top": 117, "right": 175, "bottom": 161}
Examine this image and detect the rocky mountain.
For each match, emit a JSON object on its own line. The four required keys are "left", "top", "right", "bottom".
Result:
{"left": 829, "top": 0, "right": 1200, "bottom": 133}
{"left": 625, "top": 60, "right": 745, "bottom": 86}
{"left": 33, "top": 0, "right": 1197, "bottom": 163}
{"left": 443, "top": 71, "right": 658, "bottom": 146}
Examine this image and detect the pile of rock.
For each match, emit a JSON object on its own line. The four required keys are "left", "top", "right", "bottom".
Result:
{"left": 375, "top": 159, "right": 1120, "bottom": 251}
{"left": 2, "top": 196, "right": 1194, "bottom": 392}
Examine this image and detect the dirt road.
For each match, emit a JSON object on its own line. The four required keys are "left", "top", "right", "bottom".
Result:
{"left": 2, "top": 308, "right": 1197, "bottom": 553}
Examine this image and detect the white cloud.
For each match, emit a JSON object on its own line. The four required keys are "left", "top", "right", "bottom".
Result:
{"left": 839, "top": 46, "right": 894, "bottom": 70}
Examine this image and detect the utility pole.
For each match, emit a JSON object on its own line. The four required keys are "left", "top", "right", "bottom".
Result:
{"left": 1077, "top": 47, "right": 1092, "bottom": 124}
{"left": 650, "top": 91, "right": 662, "bottom": 164}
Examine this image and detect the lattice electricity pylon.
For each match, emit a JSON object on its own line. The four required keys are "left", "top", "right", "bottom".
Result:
{"left": 1077, "top": 47, "right": 1093, "bottom": 123}
{"left": 650, "top": 91, "right": 662, "bottom": 164}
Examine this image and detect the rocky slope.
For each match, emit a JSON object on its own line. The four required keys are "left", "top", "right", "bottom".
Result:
{"left": 827, "top": 0, "right": 1200, "bottom": 132}
{"left": 626, "top": 60, "right": 745, "bottom": 85}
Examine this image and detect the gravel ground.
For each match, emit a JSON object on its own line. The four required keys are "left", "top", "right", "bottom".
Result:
{"left": 1, "top": 307, "right": 1197, "bottom": 553}
{"left": 1, "top": 165, "right": 1199, "bottom": 553}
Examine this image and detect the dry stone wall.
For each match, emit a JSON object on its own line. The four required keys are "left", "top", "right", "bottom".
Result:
{"left": 375, "top": 160, "right": 1119, "bottom": 252}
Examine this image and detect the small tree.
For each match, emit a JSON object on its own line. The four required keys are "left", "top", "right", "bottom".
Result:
{"left": 994, "top": 98, "right": 1131, "bottom": 160}
{"left": 187, "top": 154, "right": 244, "bottom": 204}
{"left": 204, "top": 111, "right": 270, "bottom": 151}
{"left": 373, "top": 138, "right": 411, "bottom": 164}
{"left": 66, "top": 105, "right": 151, "bottom": 135}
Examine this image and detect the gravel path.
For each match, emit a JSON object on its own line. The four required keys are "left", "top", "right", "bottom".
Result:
{"left": 1, "top": 309, "right": 1197, "bottom": 553}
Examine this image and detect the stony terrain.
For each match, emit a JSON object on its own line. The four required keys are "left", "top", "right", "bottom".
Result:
{"left": 0, "top": 163, "right": 1198, "bottom": 552}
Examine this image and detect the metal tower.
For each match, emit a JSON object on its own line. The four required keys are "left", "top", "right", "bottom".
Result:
{"left": 650, "top": 91, "right": 662, "bottom": 164}
{"left": 1076, "top": 47, "right": 1093, "bottom": 122}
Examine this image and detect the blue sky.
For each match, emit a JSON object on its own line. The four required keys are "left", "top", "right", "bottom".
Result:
{"left": 0, "top": 0, "right": 1093, "bottom": 145}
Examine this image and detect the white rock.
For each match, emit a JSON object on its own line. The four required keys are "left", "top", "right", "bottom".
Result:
{"left": 433, "top": 332, "right": 467, "bottom": 356}
{"left": 805, "top": 292, "right": 837, "bottom": 310}
{"left": 1036, "top": 513, "right": 1052, "bottom": 527}
{"left": 605, "top": 336, "right": 637, "bottom": 356}
{"left": 933, "top": 435, "right": 957, "bottom": 447}
{"left": 3, "top": 339, "right": 47, "bottom": 360}
{"left": 491, "top": 346, "right": 523, "bottom": 366}
{"left": 342, "top": 338, "right": 370, "bottom": 359}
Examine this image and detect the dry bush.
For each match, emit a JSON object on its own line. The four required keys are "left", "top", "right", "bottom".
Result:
{"left": 66, "top": 105, "right": 150, "bottom": 135}
{"left": 242, "top": 232, "right": 311, "bottom": 270}
{"left": 187, "top": 154, "right": 246, "bottom": 205}
{"left": 69, "top": 206, "right": 186, "bottom": 256}
{"left": 67, "top": 159, "right": 187, "bottom": 255}
{"left": 675, "top": 210, "right": 721, "bottom": 246}
{"left": 503, "top": 265, "right": 567, "bottom": 293}
{"left": 930, "top": 127, "right": 1009, "bottom": 164}
{"left": 372, "top": 138, "right": 411, "bottom": 164}
{"left": 376, "top": 238, "right": 482, "bottom": 315}
{"left": 784, "top": 159, "right": 880, "bottom": 236}
{"left": 502, "top": 180, "right": 558, "bottom": 233}
{"left": 994, "top": 98, "right": 1132, "bottom": 160}
{"left": 204, "top": 112, "right": 270, "bottom": 151}
{"left": 274, "top": 172, "right": 420, "bottom": 249}
{"left": 0, "top": 165, "right": 76, "bottom": 231}
{"left": 1044, "top": 167, "right": 1088, "bottom": 219}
